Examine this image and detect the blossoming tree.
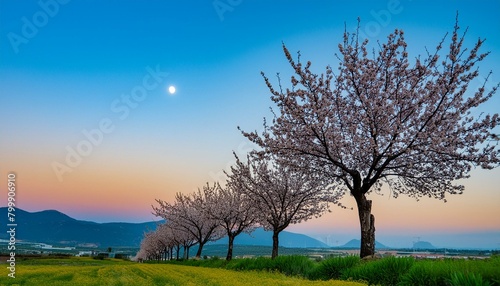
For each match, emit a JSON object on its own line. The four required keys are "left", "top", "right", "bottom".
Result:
{"left": 153, "top": 186, "right": 224, "bottom": 259}
{"left": 241, "top": 18, "right": 499, "bottom": 257}
{"left": 204, "top": 182, "right": 258, "bottom": 261}
{"left": 228, "top": 154, "right": 338, "bottom": 259}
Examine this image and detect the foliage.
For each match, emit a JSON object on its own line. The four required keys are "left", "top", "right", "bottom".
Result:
{"left": 342, "top": 256, "right": 414, "bottom": 285}
{"left": 309, "top": 256, "right": 361, "bottom": 280}
{"left": 153, "top": 184, "right": 225, "bottom": 259}
{"left": 161, "top": 255, "right": 500, "bottom": 286}
{"left": 227, "top": 154, "right": 338, "bottom": 258}
{"left": 203, "top": 182, "right": 258, "bottom": 261}
{"left": 159, "top": 255, "right": 317, "bottom": 277}
{"left": 92, "top": 254, "right": 106, "bottom": 260}
{"left": 148, "top": 182, "right": 258, "bottom": 261}
{"left": 397, "top": 262, "right": 450, "bottom": 286}
{"left": 448, "top": 272, "right": 492, "bottom": 286}
{"left": 399, "top": 257, "right": 500, "bottom": 286}
{"left": 241, "top": 16, "right": 500, "bottom": 257}
{"left": 114, "top": 253, "right": 130, "bottom": 260}
{"left": 274, "top": 255, "right": 317, "bottom": 277}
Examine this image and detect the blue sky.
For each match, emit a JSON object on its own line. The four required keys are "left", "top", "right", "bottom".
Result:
{"left": 1, "top": 0, "right": 499, "bottom": 248}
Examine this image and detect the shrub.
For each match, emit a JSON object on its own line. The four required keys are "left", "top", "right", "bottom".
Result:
{"left": 162, "top": 254, "right": 500, "bottom": 285}
{"left": 398, "top": 257, "right": 500, "bottom": 286}
{"left": 448, "top": 272, "right": 492, "bottom": 286}
{"left": 460, "top": 256, "right": 500, "bottom": 284}
{"left": 310, "top": 256, "right": 360, "bottom": 280}
{"left": 114, "top": 254, "right": 129, "bottom": 260}
{"left": 342, "top": 256, "right": 414, "bottom": 285}
{"left": 226, "top": 257, "right": 274, "bottom": 272}
{"left": 224, "top": 255, "right": 314, "bottom": 277}
{"left": 399, "top": 260, "right": 451, "bottom": 286}
{"left": 273, "top": 255, "right": 315, "bottom": 277}
{"left": 203, "top": 256, "right": 227, "bottom": 268}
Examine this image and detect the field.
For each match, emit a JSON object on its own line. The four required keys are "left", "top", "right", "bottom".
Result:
{"left": 0, "top": 257, "right": 365, "bottom": 286}
{"left": 162, "top": 255, "right": 500, "bottom": 286}
{"left": 2, "top": 255, "right": 499, "bottom": 285}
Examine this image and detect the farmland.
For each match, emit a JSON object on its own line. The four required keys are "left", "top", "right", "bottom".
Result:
{"left": 2, "top": 255, "right": 500, "bottom": 285}
{"left": 0, "top": 257, "right": 365, "bottom": 286}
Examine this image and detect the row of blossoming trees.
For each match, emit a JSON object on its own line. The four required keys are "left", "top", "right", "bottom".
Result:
{"left": 137, "top": 16, "right": 499, "bottom": 261}
{"left": 136, "top": 154, "right": 340, "bottom": 261}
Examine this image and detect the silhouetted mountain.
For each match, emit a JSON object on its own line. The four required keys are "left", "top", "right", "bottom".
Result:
{"left": 212, "top": 228, "right": 329, "bottom": 248}
{"left": 413, "top": 241, "right": 436, "bottom": 249}
{"left": 0, "top": 208, "right": 160, "bottom": 247}
{"left": 0, "top": 208, "right": 328, "bottom": 249}
{"left": 340, "top": 239, "right": 389, "bottom": 249}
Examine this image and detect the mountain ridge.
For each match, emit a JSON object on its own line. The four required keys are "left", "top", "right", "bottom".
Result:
{"left": 0, "top": 208, "right": 327, "bottom": 248}
{"left": 0, "top": 207, "right": 159, "bottom": 247}
{"left": 413, "top": 241, "right": 436, "bottom": 249}
{"left": 340, "top": 239, "right": 389, "bottom": 249}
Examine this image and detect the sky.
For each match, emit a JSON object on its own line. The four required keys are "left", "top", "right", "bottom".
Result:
{"left": 1, "top": 0, "right": 499, "bottom": 249}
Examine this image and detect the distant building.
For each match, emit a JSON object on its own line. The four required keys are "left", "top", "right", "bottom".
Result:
{"left": 34, "top": 243, "right": 75, "bottom": 250}
{"left": 76, "top": 251, "right": 94, "bottom": 257}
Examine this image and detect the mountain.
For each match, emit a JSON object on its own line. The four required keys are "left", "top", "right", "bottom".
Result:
{"left": 413, "top": 241, "right": 436, "bottom": 249}
{"left": 0, "top": 208, "right": 327, "bottom": 249}
{"left": 0, "top": 208, "right": 159, "bottom": 247}
{"left": 212, "top": 228, "right": 329, "bottom": 248}
{"left": 340, "top": 239, "right": 389, "bottom": 249}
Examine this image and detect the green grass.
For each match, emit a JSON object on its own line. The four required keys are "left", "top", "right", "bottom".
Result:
{"left": 342, "top": 256, "right": 415, "bottom": 285}
{"left": 0, "top": 257, "right": 365, "bottom": 286}
{"left": 398, "top": 257, "right": 500, "bottom": 286}
{"left": 308, "top": 256, "right": 361, "bottom": 280}
{"left": 163, "top": 255, "right": 500, "bottom": 286}
{"left": 3, "top": 256, "right": 499, "bottom": 285}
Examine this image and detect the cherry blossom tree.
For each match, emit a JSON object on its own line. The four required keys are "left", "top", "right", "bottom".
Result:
{"left": 161, "top": 222, "right": 197, "bottom": 260}
{"left": 137, "top": 231, "right": 166, "bottom": 261}
{"left": 228, "top": 154, "right": 337, "bottom": 259}
{"left": 153, "top": 186, "right": 224, "bottom": 259}
{"left": 156, "top": 223, "right": 180, "bottom": 260}
{"left": 170, "top": 222, "right": 197, "bottom": 260}
{"left": 241, "top": 18, "right": 499, "bottom": 258}
{"left": 204, "top": 182, "right": 258, "bottom": 260}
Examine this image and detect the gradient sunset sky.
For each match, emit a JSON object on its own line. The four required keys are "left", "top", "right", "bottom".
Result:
{"left": 1, "top": 0, "right": 499, "bottom": 248}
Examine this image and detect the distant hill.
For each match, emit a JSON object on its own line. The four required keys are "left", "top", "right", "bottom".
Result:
{"left": 0, "top": 208, "right": 328, "bottom": 249}
{"left": 413, "top": 241, "right": 436, "bottom": 249}
{"left": 212, "top": 228, "right": 329, "bottom": 248}
{"left": 340, "top": 239, "right": 389, "bottom": 249}
{"left": 0, "top": 208, "right": 160, "bottom": 247}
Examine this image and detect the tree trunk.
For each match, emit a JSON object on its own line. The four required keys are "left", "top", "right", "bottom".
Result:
{"left": 271, "top": 230, "right": 280, "bottom": 259}
{"left": 226, "top": 235, "right": 235, "bottom": 261}
{"left": 176, "top": 245, "right": 180, "bottom": 260}
{"left": 184, "top": 246, "right": 190, "bottom": 260}
{"left": 195, "top": 242, "right": 204, "bottom": 259}
{"left": 354, "top": 193, "right": 376, "bottom": 258}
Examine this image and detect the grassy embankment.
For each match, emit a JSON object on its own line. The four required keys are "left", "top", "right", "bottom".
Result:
{"left": 162, "top": 255, "right": 500, "bottom": 286}
{"left": 0, "top": 257, "right": 365, "bottom": 286}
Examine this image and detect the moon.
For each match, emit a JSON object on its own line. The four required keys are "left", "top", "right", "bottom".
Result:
{"left": 168, "top": 85, "right": 176, "bottom": 94}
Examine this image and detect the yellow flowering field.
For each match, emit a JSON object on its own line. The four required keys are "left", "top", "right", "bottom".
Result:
{"left": 0, "top": 258, "right": 365, "bottom": 286}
